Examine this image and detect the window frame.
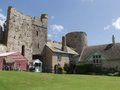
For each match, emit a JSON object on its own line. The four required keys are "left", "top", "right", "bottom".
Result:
{"left": 92, "top": 55, "right": 102, "bottom": 64}
{"left": 57, "top": 54, "right": 62, "bottom": 61}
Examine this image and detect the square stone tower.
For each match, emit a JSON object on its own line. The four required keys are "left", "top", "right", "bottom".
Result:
{"left": 5, "top": 6, "right": 48, "bottom": 62}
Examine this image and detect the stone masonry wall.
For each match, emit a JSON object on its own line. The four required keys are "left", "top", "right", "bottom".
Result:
{"left": 32, "top": 15, "right": 48, "bottom": 55}
{"left": 6, "top": 7, "right": 48, "bottom": 62}
{"left": 7, "top": 7, "right": 33, "bottom": 61}
{"left": 66, "top": 32, "right": 88, "bottom": 55}
{"left": 0, "top": 26, "right": 3, "bottom": 43}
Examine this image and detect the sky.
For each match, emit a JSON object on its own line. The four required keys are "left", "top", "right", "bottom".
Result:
{"left": 0, "top": 0, "right": 120, "bottom": 45}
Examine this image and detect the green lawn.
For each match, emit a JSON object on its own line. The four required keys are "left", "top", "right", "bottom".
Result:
{"left": 0, "top": 71, "right": 120, "bottom": 90}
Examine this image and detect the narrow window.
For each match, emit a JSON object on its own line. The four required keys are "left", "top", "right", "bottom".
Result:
{"left": 36, "top": 31, "right": 38, "bottom": 36}
{"left": 99, "top": 55, "right": 101, "bottom": 58}
{"left": 21, "top": 45, "right": 25, "bottom": 56}
{"left": 96, "top": 59, "right": 98, "bottom": 64}
{"left": 93, "top": 59, "right": 95, "bottom": 63}
{"left": 57, "top": 54, "right": 61, "bottom": 61}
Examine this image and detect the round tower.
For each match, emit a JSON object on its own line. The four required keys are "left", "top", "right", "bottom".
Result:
{"left": 66, "top": 32, "right": 88, "bottom": 55}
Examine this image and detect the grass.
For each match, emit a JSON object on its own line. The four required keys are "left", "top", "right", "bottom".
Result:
{"left": 0, "top": 71, "right": 120, "bottom": 90}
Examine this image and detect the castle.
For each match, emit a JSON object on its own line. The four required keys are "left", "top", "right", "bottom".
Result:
{"left": 0, "top": 6, "right": 120, "bottom": 73}
{"left": 0, "top": 7, "right": 79, "bottom": 72}
{"left": 0, "top": 6, "right": 48, "bottom": 71}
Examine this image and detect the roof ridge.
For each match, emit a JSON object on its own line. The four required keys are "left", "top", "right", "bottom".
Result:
{"left": 87, "top": 42, "right": 120, "bottom": 48}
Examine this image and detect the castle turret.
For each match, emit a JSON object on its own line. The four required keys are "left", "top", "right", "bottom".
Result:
{"left": 41, "top": 14, "right": 48, "bottom": 28}
{"left": 66, "top": 32, "right": 87, "bottom": 55}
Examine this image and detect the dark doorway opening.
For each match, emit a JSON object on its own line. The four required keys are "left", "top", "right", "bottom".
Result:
{"left": 21, "top": 45, "right": 25, "bottom": 56}
{"left": 32, "top": 55, "right": 41, "bottom": 60}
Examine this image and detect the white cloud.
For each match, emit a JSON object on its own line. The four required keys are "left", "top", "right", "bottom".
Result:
{"left": 48, "top": 24, "right": 64, "bottom": 40}
{"left": 112, "top": 17, "right": 120, "bottom": 30}
{"left": 0, "top": 13, "right": 6, "bottom": 21}
{"left": 0, "top": 9, "right": 6, "bottom": 30}
{"left": 48, "top": 34, "right": 52, "bottom": 38}
{"left": 50, "top": 24, "right": 64, "bottom": 32}
{"left": 104, "top": 25, "right": 111, "bottom": 30}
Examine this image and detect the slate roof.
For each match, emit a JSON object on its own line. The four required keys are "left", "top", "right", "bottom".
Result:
{"left": 46, "top": 42, "right": 79, "bottom": 55}
{"left": 80, "top": 43, "right": 120, "bottom": 62}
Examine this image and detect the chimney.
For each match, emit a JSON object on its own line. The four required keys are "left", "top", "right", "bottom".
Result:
{"left": 112, "top": 35, "right": 115, "bottom": 45}
{"left": 61, "top": 36, "right": 67, "bottom": 52}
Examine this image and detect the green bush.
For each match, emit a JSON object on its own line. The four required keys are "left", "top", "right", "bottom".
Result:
{"left": 63, "top": 63, "right": 69, "bottom": 74}
{"left": 64, "top": 63, "right": 69, "bottom": 71}
{"left": 75, "top": 64, "right": 93, "bottom": 74}
{"left": 58, "top": 66, "right": 63, "bottom": 74}
{"left": 92, "top": 65, "right": 103, "bottom": 75}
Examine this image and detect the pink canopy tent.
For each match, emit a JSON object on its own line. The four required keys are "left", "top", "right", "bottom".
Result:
{"left": 0, "top": 52, "right": 28, "bottom": 71}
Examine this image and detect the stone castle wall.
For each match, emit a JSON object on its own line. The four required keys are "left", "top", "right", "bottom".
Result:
{"left": 66, "top": 32, "right": 88, "bottom": 55}
{"left": 6, "top": 7, "right": 33, "bottom": 61}
{"left": 0, "top": 26, "right": 3, "bottom": 43}
{"left": 32, "top": 14, "right": 48, "bottom": 55}
{"left": 6, "top": 7, "right": 48, "bottom": 62}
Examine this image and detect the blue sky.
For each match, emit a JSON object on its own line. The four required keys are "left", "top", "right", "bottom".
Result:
{"left": 0, "top": 0, "right": 120, "bottom": 45}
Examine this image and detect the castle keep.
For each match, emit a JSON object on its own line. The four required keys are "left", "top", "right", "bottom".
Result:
{"left": 0, "top": 6, "right": 48, "bottom": 62}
